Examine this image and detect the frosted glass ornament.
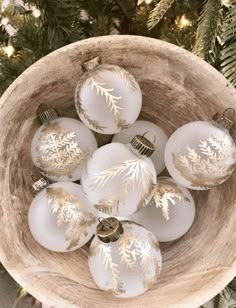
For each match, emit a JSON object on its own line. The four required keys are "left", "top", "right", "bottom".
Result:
{"left": 165, "top": 110, "right": 236, "bottom": 190}
{"left": 31, "top": 106, "right": 97, "bottom": 182}
{"left": 88, "top": 218, "right": 162, "bottom": 298}
{"left": 112, "top": 120, "right": 168, "bottom": 174}
{"left": 75, "top": 56, "right": 142, "bottom": 134}
{"left": 131, "top": 177, "right": 195, "bottom": 242}
{"left": 82, "top": 135, "right": 157, "bottom": 216}
{"left": 28, "top": 179, "right": 98, "bottom": 252}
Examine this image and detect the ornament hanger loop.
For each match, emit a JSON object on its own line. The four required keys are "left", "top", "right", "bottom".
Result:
{"left": 98, "top": 217, "right": 111, "bottom": 229}
{"left": 223, "top": 108, "right": 235, "bottom": 119}
{"left": 143, "top": 131, "right": 156, "bottom": 143}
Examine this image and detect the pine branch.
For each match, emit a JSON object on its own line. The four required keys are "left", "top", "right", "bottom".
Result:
{"left": 221, "top": 1, "right": 236, "bottom": 86}
{"left": 192, "top": 0, "right": 222, "bottom": 64}
{"left": 147, "top": 0, "right": 175, "bottom": 30}
{"left": 213, "top": 292, "right": 225, "bottom": 308}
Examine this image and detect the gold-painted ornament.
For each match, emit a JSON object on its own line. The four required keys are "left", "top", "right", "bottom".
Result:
{"left": 165, "top": 109, "right": 236, "bottom": 190}
{"left": 82, "top": 135, "right": 157, "bottom": 217}
{"left": 31, "top": 105, "right": 97, "bottom": 182}
{"left": 28, "top": 178, "right": 98, "bottom": 252}
{"left": 75, "top": 56, "right": 142, "bottom": 134}
{"left": 131, "top": 177, "right": 195, "bottom": 242}
{"left": 88, "top": 218, "right": 162, "bottom": 298}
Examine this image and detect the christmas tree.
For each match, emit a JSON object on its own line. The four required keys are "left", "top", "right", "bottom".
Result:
{"left": 0, "top": 0, "right": 235, "bottom": 307}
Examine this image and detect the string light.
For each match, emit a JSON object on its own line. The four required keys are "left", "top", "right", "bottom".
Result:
{"left": 3, "top": 45, "right": 15, "bottom": 57}
{"left": 1, "top": 17, "right": 9, "bottom": 26}
{"left": 32, "top": 6, "right": 41, "bottom": 18}
{"left": 137, "top": 0, "right": 153, "bottom": 5}
{"left": 175, "top": 15, "right": 192, "bottom": 29}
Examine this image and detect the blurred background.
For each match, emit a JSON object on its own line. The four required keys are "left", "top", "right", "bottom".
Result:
{"left": 0, "top": 0, "right": 235, "bottom": 307}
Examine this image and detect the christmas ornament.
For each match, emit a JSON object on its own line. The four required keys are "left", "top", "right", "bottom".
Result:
{"left": 31, "top": 105, "right": 97, "bottom": 182}
{"left": 165, "top": 109, "right": 236, "bottom": 190}
{"left": 131, "top": 177, "right": 195, "bottom": 242}
{"left": 82, "top": 135, "right": 157, "bottom": 216}
{"left": 88, "top": 217, "right": 162, "bottom": 298}
{"left": 75, "top": 56, "right": 142, "bottom": 134}
{"left": 112, "top": 120, "right": 168, "bottom": 174}
{"left": 28, "top": 178, "right": 98, "bottom": 252}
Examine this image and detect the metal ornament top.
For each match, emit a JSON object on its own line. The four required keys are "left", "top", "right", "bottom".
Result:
{"left": 212, "top": 108, "right": 235, "bottom": 130}
{"left": 81, "top": 56, "right": 102, "bottom": 72}
{"left": 96, "top": 217, "right": 124, "bottom": 243}
{"left": 37, "top": 104, "right": 59, "bottom": 124}
{"left": 31, "top": 177, "right": 50, "bottom": 195}
{"left": 131, "top": 135, "right": 155, "bottom": 157}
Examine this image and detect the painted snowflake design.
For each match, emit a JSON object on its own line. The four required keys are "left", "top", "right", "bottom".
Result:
{"left": 36, "top": 121, "right": 85, "bottom": 178}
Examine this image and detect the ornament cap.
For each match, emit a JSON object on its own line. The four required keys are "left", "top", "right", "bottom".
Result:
{"left": 96, "top": 217, "right": 124, "bottom": 243}
{"left": 81, "top": 56, "right": 102, "bottom": 72}
{"left": 37, "top": 104, "right": 59, "bottom": 124}
{"left": 31, "top": 177, "right": 50, "bottom": 195}
{"left": 212, "top": 108, "right": 235, "bottom": 130}
{"left": 130, "top": 134, "right": 155, "bottom": 157}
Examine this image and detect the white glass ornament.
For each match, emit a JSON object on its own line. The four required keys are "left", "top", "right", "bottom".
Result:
{"left": 88, "top": 218, "right": 162, "bottom": 298}
{"left": 165, "top": 109, "right": 236, "bottom": 190}
{"left": 82, "top": 135, "right": 157, "bottom": 216}
{"left": 28, "top": 178, "right": 98, "bottom": 252}
{"left": 131, "top": 177, "right": 195, "bottom": 242}
{"left": 112, "top": 120, "right": 168, "bottom": 175}
{"left": 75, "top": 56, "right": 142, "bottom": 134}
{"left": 31, "top": 106, "right": 97, "bottom": 182}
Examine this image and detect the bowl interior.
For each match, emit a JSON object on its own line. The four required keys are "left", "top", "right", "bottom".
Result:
{"left": 0, "top": 35, "right": 235, "bottom": 308}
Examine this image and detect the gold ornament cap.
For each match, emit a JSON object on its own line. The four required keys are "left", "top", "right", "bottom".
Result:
{"left": 37, "top": 104, "right": 59, "bottom": 124}
{"left": 31, "top": 177, "right": 50, "bottom": 195}
{"left": 212, "top": 108, "right": 235, "bottom": 130}
{"left": 81, "top": 56, "right": 102, "bottom": 72}
{"left": 96, "top": 217, "right": 124, "bottom": 243}
{"left": 131, "top": 135, "right": 155, "bottom": 157}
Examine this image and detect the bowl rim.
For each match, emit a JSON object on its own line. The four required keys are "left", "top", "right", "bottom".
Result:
{"left": 0, "top": 35, "right": 235, "bottom": 308}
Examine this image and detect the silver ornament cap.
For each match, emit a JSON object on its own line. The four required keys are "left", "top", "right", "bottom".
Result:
{"left": 212, "top": 108, "right": 235, "bottom": 130}
{"left": 131, "top": 135, "right": 155, "bottom": 157}
{"left": 31, "top": 177, "right": 50, "bottom": 195}
{"left": 37, "top": 104, "right": 59, "bottom": 124}
{"left": 81, "top": 56, "right": 102, "bottom": 72}
{"left": 96, "top": 217, "right": 124, "bottom": 243}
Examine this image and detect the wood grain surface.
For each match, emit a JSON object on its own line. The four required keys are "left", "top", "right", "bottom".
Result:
{"left": 0, "top": 35, "right": 235, "bottom": 308}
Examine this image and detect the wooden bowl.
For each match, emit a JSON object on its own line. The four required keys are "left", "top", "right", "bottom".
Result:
{"left": 0, "top": 35, "right": 235, "bottom": 308}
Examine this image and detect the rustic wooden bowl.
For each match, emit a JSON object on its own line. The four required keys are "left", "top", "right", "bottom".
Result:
{"left": 0, "top": 35, "right": 235, "bottom": 308}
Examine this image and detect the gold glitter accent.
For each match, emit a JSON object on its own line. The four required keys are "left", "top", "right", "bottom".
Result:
{"left": 47, "top": 187, "right": 96, "bottom": 250}
{"left": 118, "top": 233, "right": 140, "bottom": 270}
{"left": 172, "top": 135, "right": 236, "bottom": 189}
{"left": 65, "top": 212, "right": 97, "bottom": 250}
{"left": 93, "top": 243, "right": 124, "bottom": 295}
{"left": 75, "top": 74, "right": 107, "bottom": 132}
{"left": 91, "top": 159, "right": 155, "bottom": 215}
{"left": 109, "top": 66, "right": 139, "bottom": 91}
{"left": 36, "top": 121, "right": 86, "bottom": 178}
{"left": 152, "top": 178, "right": 190, "bottom": 220}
